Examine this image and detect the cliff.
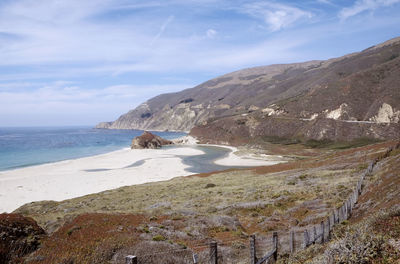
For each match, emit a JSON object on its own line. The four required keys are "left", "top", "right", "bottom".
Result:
{"left": 97, "top": 37, "right": 400, "bottom": 142}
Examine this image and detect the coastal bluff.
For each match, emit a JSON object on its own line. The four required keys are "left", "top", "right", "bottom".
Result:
{"left": 96, "top": 37, "right": 400, "bottom": 143}
{"left": 131, "top": 131, "right": 173, "bottom": 149}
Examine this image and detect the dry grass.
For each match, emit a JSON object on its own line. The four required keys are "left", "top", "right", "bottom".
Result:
{"left": 279, "top": 210, "right": 400, "bottom": 264}
{"left": 13, "top": 141, "right": 399, "bottom": 263}
{"left": 279, "top": 145, "right": 400, "bottom": 264}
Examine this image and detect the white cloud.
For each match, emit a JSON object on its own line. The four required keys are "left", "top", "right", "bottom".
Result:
{"left": 316, "top": 0, "right": 337, "bottom": 6}
{"left": 206, "top": 29, "right": 217, "bottom": 38}
{"left": 0, "top": 0, "right": 315, "bottom": 73}
{"left": 339, "top": 0, "right": 400, "bottom": 20}
{"left": 150, "top": 15, "right": 175, "bottom": 45}
{"left": 0, "top": 82, "right": 191, "bottom": 104}
{"left": 241, "top": 2, "right": 313, "bottom": 31}
{"left": 0, "top": 81, "right": 192, "bottom": 125}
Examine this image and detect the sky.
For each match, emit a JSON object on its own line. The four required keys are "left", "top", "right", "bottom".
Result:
{"left": 0, "top": 0, "right": 399, "bottom": 126}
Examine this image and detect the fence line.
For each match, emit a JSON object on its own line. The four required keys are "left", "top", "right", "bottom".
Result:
{"left": 125, "top": 142, "right": 399, "bottom": 264}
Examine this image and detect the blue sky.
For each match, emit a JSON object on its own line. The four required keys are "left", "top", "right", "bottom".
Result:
{"left": 0, "top": 0, "right": 399, "bottom": 126}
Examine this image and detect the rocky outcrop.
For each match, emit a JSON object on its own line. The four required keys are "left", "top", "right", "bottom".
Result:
{"left": 98, "top": 37, "right": 400, "bottom": 142}
{"left": 369, "top": 103, "right": 400, "bottom": 123}
{"left": 0, "top": 213, "right": 45, "bottom": 263}
{"left": 95, "top": 122, "right": 113, "bottom": 129}
{"left": 172, "top": 135, "right": 198, "bottom": 145}
{"left": 131, "top": 131, "right": 173, "bottom": 149}
{"left": 191, "top": 114, "right": 400, "bottom": 145}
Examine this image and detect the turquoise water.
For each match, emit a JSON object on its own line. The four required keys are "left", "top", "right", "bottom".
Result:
{"left": 0, "top": 127, "right": 186, "bottom": 171}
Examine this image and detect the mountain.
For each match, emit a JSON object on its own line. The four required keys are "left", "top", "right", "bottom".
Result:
{"left": 96, "top": 60, "right": 324, "bottom": 131}
{"left": 97, "top": 37, "right": 400, "bottom": 142}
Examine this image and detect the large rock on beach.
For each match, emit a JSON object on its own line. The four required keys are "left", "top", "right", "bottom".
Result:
{"left": 131, "top": 131, "right": 173, "bottom": 149}
{"left": 0, "top": 213, "right": 46, "bottom": 263}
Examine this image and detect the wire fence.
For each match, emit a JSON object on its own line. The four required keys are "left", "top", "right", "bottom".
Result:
{"left": 123, "top": 142, "right": 399, "bottom": 264}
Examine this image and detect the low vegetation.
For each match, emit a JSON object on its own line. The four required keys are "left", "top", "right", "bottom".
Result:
{"left": 12, "top": 141, "right": 400, "bottom": 263}
{"left": 283, "top": 209, "right": 400, "bottom": 264}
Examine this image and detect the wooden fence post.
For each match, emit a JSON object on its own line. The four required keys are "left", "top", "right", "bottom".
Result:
{"left": 320, "top": 221, "right": 325, "bottom": 243}
{"left": 336, "top": 208, "right": 340, "bottom": 223}
{"left": 290, "top": 230, "right": 295, "bottom": 254}
{"left": 332, "top": 210, "right": 336, "bottom": 224}
{"left": 313, "top": 226, "right": 317, "bottom": 244}
{"left": 348, "top": 199, "right": 352, "bottom": 217}
{"left": 340, "top": 205, "right": 344, "bottom": 222}
{"left": 273, "top": 232, "right": 278, "bottom": 261}
{"left": 250, "top": 235, "right": 256, "bottom": 264}
{"left": 193, "top": 253, "right": 199, "bottom": 264}
{"left": 303, "top": 229, "right": 310, "bottom": 249}
{"left": 210, "top": 242, "right": 218, "bottom": 264}
{"left": 354, "top": 189, "right": 357, "bottom": 201}
{"left": 327, "top": 216, "right": 331, "bottom": 240}
{"left": 125, "top": 255, "right": 137, "bottom": 264}
{"left": 353, "top": 190, "right": 358, "bottom": 205}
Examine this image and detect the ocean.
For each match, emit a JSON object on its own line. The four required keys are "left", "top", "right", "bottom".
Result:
{"left": 0, "top": 127, "right": 186, "bottom": 171}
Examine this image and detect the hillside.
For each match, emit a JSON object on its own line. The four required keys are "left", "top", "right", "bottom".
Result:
{"left": 97, "top": 37, "right": 400, "bottom": 142}
{"left": 10, "top": 141, "right": 400, "bottom": 263}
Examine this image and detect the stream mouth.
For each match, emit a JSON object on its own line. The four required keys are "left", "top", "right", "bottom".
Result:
{"left": 175, "top": 145, "right": 251, "bottom": 173}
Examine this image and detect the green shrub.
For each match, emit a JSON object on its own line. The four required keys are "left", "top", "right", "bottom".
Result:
{"left": 205, "top": 183, "right": 216, "bottom": 188}
{"left": 299, "top": 174, "right": 308, "bottom": 180}
{"left": 152, "top": 235, "right": 166, "bottom": 241}
{"left": 177, "top": 241, "right": 187, "bottom": 249}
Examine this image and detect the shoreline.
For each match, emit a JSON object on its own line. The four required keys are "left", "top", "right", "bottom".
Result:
{"left": 0, "top": 143, "right": 285, "bottom": 213}
{"left": 0, "top": 147, "right": 131, "bottom": 173}
{"left": 205, "top": 144, "right": 286, "bottom": 167}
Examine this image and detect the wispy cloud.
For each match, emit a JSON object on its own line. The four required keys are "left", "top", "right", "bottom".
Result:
{"left": 0, "top": 0, "right": 399, "bottom": 125}
{"left": 0, "top": 81, "right": 192, "bottom": 125}
{"left": 0, "top": 0, "right": 314, "bottom": 80}
{"left": 315, "top": 0, "right": 338, "bottom": 7}
{"left": 206, "top": 29, "right": 217, "bottom": 38}
{"left": 339, "top": 0, "right": 400, "bottom": 20}
{"left": 241, "top": 2, "right": 313, "bottom": 31}
{"left": 150, "top": 15, "right": 175, "bottom": 45}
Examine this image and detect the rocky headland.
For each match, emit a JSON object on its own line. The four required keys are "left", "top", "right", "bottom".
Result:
{"left": 96, "top": 37, "right": 400, "bottom": 144}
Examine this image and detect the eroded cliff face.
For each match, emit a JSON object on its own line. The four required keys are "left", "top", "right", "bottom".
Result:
{"left": 190, "top": 114, "right": 400, "bottom": 145}
{"left": 96, "top": 37, "right": 400, "bottom": 142}
{"left": 106, "top": 102, "right": 209, "bottom": 132}
{"left": 95, "top": 60, "right": 327, "bottom": 131}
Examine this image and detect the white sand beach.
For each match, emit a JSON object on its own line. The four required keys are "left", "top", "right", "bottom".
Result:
{"left": 0, "top": 145, "right": 283, "bottom": 213}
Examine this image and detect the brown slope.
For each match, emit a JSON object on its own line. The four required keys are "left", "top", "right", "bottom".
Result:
{"left": 97, "top": 37, "right": 400, "bottom": 134}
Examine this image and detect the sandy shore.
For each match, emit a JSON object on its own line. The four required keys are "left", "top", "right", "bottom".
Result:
{"left": 0, "top": 145, "right": 283, "bottom": 213}
{"left": 212, "top": 145, "right": 285, "bottom": 166}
